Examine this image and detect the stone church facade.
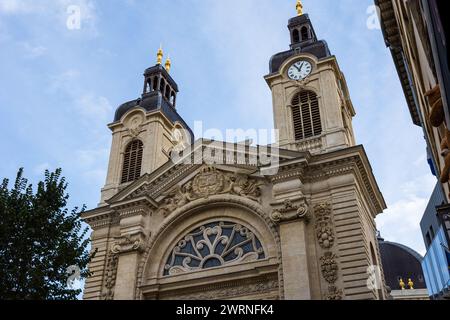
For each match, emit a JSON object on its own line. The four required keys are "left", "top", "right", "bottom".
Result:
{"left": 82, "top": 5, "right": 387, "bottom": 300}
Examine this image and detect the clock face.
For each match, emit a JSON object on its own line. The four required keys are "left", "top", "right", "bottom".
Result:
{"left": 288, "top": 60, "right": 312, "bottom": 80}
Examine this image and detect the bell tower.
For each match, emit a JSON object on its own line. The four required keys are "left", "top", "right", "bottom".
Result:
{"left": 100, "top": 48, "right": 193, "bottom": 203}
{"left": 265, "top": 1, "right": 356, "bottom": 154}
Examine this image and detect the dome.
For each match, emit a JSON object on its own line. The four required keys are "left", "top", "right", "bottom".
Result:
{"left": 378, "top": 239, "right": 427, "bottom": 290}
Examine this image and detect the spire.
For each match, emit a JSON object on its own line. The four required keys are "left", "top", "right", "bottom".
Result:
{"left": 165, "top": 56, "right": 171, "bottom": 73}
{"left": 296, "top": 0, "right": 303, "bottom": 16}
{"left": 156, "top": 45, "right": 163, "bottom": 65}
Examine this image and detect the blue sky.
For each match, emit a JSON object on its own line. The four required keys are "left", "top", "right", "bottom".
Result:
{"left": 0, "top": 0, "right": 437, "bottom": 256}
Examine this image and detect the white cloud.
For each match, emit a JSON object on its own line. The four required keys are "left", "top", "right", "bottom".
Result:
{"left": 376, "top": 174, "right": 437, "bottom": 256}
{"left": 74, "top": 149, "right": 109, "bottom": 168}
{"left": 0, "top": 0, "right": 98, "bottom": 35}
{"left": 20, "top": 42, "right": 47, "bottom": 58}
{"left": 75, "top": 94, "right": 113, "bottom": 123}
{"left": 48, "top": 69, "right": 81, "bottom": 93}
{"left": 82, "top": 169, "right": 107, "bottom": 187}
{"left": 33, "top": 162, "right": 51, "bottom": 175}
{"left": 0, "top": 0, "right": 36, "bottom": 14}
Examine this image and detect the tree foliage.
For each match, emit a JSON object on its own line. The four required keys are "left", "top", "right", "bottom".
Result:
{"left": 0, "top": 168, "right": 93, "bottom": 300}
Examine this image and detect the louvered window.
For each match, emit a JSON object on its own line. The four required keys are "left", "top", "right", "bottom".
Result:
{"left": 291, "top": 91, "right": 322, "bottom": 140}
{"left": 121, "top": 140, "right": 143, "bottom": 184}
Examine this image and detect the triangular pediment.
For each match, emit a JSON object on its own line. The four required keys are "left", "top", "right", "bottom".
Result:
{"left": 106, "top": 139, "right": 307, "bottom": 207}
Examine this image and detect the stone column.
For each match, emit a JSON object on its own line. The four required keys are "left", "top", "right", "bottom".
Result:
{"left": 111, "top": 205, "right": 149, "bottom": 300}
{"left": 270, "top": 179, "right": 311, "bottom": 300}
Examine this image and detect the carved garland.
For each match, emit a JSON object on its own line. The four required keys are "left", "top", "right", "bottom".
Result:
{"left": 314, "top": 202, "right": 335, "bottom": 249}
{"left": 314, "top": 202, "right": 343, "bottom": 300}
{"left": 320, "top": 252, "right": 339, "bottom": 284}
{"left": 102, "top": 252, "right": 118, "bottom": 300}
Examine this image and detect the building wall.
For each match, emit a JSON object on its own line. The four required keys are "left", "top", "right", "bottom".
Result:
{"left": 421, "top": 226, "right": 450, "bottom": 298}
{"left": 383, "top": 0, "right": 450, "bottom": 200}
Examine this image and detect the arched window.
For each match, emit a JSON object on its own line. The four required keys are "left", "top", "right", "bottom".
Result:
{"left": 160, "top": 79, "right": 165, "bottom": 93}
{"left": 152, "top": 76, "right": 158, "bottom": 91}
{"left": 292, "top": 29, "right": 300, "bottom": 43}
{"left": 291, "top": 91, "right": 322, "bottom": 140}
{"left": 121, "top": 140, "right": 144, "bottom": 184}
{"left": 163, "top": 221, "right": 265, "bottom": 276}
{"left": 301, "top": 26, "right": 309, "bottom": 41}
{"left": 165, "top": 85, "right": 171, "bottom": 100}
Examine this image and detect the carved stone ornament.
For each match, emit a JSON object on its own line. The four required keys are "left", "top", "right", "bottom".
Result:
{"left": 111, "top": 232, "right": 146, "bottom": 254}
{"left": 270, "top": 198, "right": 309, "bottom": 223}
{"left": 127, "top": 114, "right": 144, "bottom": 138}
{"left": 158, "top": 166, "right": 263, "bottom": 216}
{"left": 102, "top": 252, "right": 119, "bottom": 300}
{"left": 162, "top": 279, "right": 279, "bottom": 300}
{"left": 326, "top": 285, "right": 343, "bottom": 300}
{"left": 320, "top": 252, "right": 339, "bottom": 284}
{"left": 314, "top": 202, "right": 335, "bottom": 249}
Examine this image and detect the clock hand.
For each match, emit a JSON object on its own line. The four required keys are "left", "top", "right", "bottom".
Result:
{"left": 295, "top": 62, "right": 304, "bottom": 72}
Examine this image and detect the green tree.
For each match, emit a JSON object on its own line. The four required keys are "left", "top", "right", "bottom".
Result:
{"left": 0, "top": 168, "right": 94, "bottom": 300}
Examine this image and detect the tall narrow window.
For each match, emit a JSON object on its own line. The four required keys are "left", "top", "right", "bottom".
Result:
{"left": 291, "top": 91, "right": 322, "bottom": 140}
{"left": 292, "top": 29, "right": 300, "bottom": 43}
{"left": 301, "top": 26, "right": 309, "bottom": 41}
{"left": 153, "top": 76, "right": 158, "bottom": 91}
{"left": 121, "top": 140, "right": 143, "bottom": 184}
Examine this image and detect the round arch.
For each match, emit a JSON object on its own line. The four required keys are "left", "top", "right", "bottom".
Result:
{"left": 136, "top": 194, "right": 282, "bottom": 300}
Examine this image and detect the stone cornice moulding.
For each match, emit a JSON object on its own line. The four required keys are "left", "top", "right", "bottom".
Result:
{"left": 269, "top": 146, "right": 385, "bottom": 214}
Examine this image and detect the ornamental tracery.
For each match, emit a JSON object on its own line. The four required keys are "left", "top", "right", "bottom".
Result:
{"left": 164, "top": 221, "right": 265, "bottom": 276}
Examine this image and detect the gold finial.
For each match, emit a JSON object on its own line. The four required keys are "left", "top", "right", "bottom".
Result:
{"left": 399, "top": 278, "right": 406, "bottom": 290}
{"left": 296, "top": 0, "right": 303, "bottom": 16}
{"left": 408, "top": 278, "right": 414, "bottom": 290}
{"left": 165, "top": 56, "right": 171, "bottom": 73}
{"left": 156, "top": 45, "right": 163, "bottom": 65}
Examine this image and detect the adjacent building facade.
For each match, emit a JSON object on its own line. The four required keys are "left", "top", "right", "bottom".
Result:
{"left": 376, "top": 0, "right": 450, "bottom": 299}
{"left": 82, "top": 4, "right": 387, "bottom": 300}
{"left": 420, "top": 183, "right": 450, "bottom": 299}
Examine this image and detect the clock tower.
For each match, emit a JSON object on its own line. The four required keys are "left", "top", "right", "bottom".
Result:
{"left": 265, "top": 4, "right": 356, "bottom": 154}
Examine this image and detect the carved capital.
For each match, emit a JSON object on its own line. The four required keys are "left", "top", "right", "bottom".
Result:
{"left": 270, "top": 198, "right": 309, "bottom": 223}
{"left": 111, "top": 232, "right": 147, "bottom": 254}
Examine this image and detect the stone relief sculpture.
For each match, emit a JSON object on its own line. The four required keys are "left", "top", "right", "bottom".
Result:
{"left": 314, "top": 202, "right": 335, "bottom": 249}
{"left": 270, "top": 199, "right": 309, "bottom": 223}
{"left": 315, "top": 202, "right": 343, "bottom": 300}
{"left": 320, "top": 252, "right": 339, "bottom": 284}
{"left": 163, "top": 221, "right": 265, "bottom": 276}
{"left": 158, "top": 167, "right": 263, "bottom": 216}
{"left": 102, "top": 252, "right": 119, "bottom": 300}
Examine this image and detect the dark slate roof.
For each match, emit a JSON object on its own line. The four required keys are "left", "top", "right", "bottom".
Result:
{"left": 269, "top": 41, "right": 331, "bottom": 74}
{"left": 269, "top": 14, "right": 331, "bottom": 74}
{"left": 144, "top": 64, "right": 179, "bottom": 92}
{"left": 378, "top": 240, "right": 427, "bottom": 290}
{"left": 113, "top": 92, "right": 193, "bottom": 141}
